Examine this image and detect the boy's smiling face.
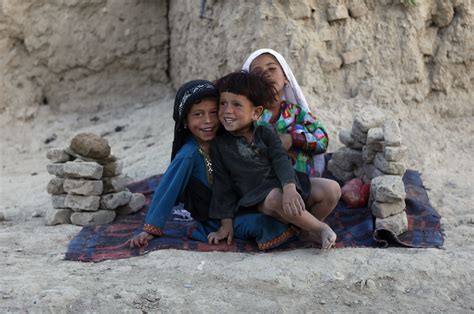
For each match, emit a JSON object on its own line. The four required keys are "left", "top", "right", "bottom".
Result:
{"left": 219, "top": 92, "right": 263, "bottom": 138}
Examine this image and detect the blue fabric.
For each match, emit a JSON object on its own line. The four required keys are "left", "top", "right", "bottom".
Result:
{"left": 144, "top": 138, "right": 208, "bottom": 229}
{"left": 190, "top": 213, "right": 297, "bottom": 247}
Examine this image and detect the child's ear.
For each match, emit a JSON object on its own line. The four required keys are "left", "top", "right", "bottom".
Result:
{"left": 252, "top": 106, "right": 264, "bottom": 121}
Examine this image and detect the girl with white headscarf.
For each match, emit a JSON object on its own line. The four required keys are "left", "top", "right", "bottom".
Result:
{"left": 242, "top": 48, "right": 328, "bottom": 177}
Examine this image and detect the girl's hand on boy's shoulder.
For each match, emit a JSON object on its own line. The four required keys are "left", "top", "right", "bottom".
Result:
{"left": 282, "top": 184, "right": 305, "bottom": 216}
{"left": 125, "top": 231, "right": 155, "bottom": 248}
{"left": 208, "top": 219, "right": 234, "bottom": 245}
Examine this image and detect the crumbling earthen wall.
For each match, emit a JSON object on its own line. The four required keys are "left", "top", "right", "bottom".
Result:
{"left": 0, "top": 0, "right": 168, "bottom": 118}
{"left": 1, "top": 0, "right": 472, "bottom": 119}
{"left": 170, "top": 0, "right": 472, "bottom": 117}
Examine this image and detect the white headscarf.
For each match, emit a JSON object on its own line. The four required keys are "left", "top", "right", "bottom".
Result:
{"left": 242, "top": 48, "right": 310, "bottom": 112}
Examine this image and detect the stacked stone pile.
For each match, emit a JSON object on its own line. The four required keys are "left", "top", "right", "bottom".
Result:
{"left": 46, "top": 133, "right": 145, "bottom": 226}
{"left": 329, "top": 106, "right": 409, "bottom": 235}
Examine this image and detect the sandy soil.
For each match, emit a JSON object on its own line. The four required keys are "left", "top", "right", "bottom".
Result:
{"left": 1, "top": 90, "right": 473, "bottom": 312}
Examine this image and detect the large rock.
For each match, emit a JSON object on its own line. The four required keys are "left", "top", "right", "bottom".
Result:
{"left": 332, "top": 147, "right": 363, "bottom": 170}
{"left": 63, "top": 161, "right": 103, "bottom": 179}
{"left": 370, "top": 175, "right": 406, "bottom": 203}
{"left": 362, "top": 146, "right": 376, "bottom": 163}
{"left": 45, "top": 208, "right": 72, "bottom": 225}
{"left": 63, "top": 179, "right": 103, "bottom": 196}
{"left": 375, "top": 211, "right": 408, "bottom": 235}
{"left": 374, "top": 153, "right": 406, "bottom": 175}
{"left": 46, "top": 149, "right": 72, "bottom": 163}
{"left": 70, "top": 133, "right": 111, "bottom": 160}
{"left": 349, "top": 3, "right": 368, "bottom": 18}
{"left": 47, "top": 177, "right": 65, "bottom": 195}
{"left": 371, "top": 200, "right": 406, "bottom": 219}
{"left": 70, "top": 210, "right": 116, "bottom": 226}
{"left": 116, "top": 193, "right": 146, "bottom": 215}
{"left": 100, "top": 190, "right": 132, "bottom": 210}
{"left": 65, "top": 194, "right": 100, "bottom": 211}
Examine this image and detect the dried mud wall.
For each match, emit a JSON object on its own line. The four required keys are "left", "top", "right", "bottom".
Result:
{"left": 0, "top": 0, "right": 168, "bottom": 117}
{"left": 1, "top": 0, "right": 472, "bottom": 118}
{"left": 170, "top": 0, "right": 472, "bottom": 117}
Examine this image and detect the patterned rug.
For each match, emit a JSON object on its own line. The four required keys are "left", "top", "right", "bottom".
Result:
{"left": 65, "top": 164, "right": 443, "bottom": 262}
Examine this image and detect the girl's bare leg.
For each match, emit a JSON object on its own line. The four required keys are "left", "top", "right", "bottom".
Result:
{"left": 306, "top": 178, "right": 341, "bottom": 221}
{"left": 258, "top": 188, "right": 336, "bottom": 249}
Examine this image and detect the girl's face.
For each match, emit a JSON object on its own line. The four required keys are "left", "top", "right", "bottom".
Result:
{"left": 185, "top": 99, "right": 219, "bottom": 147}
{"left": 250, "top": 54, "right": 286, "bottom": 100}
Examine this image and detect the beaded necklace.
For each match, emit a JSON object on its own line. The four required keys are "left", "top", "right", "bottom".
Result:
{"left": 198, "top": 147, "right": 213, "bottom": 185}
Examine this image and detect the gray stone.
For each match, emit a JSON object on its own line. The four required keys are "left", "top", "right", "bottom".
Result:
{"left": 332, "top": 147, "right": 363, "bottom": 170}
{"left": 65, "top": 194, "right": 100, "bottom": 211}
{"left": 70, "top": 133, "right": 111, "bottom": 159}
{"left": 51, "top": 194, "right": 68, "bottom": 209}
{"left": 102, "top": 160, "right": 123, "bottom": 177}
{"left": 367, "top": 128, "right": 384, "bottom": 145}
{"left": 101, "top": 190, "right": 132, "bottom": 210}
{"left": 116, "top": 193, "right": 146, "bottom": 215}
{"left": 0, "top": 212, "right": 5, "bottom": 221}
{"left": 370, "top": 175, "right": 406, "bottom": 203}
{"left": 46, "top": 149, "right": 72, "bottom": 163}
{"left": 353, "top": 165, "right": 363, "bottom": 178}
{"left": 353, "top": 106, "right": 385, "bottom": 132}
{"left": 328, "top": 160, "right": 354, "bottom": 183}
{"left": 362, "top": 146, "right": 376, "bottom": 163}
{"left": 338, "top": 129, "right": 354, "bottom": 146}
{"left": 45, "top": 208, "right": 72, "bottom": 225}
{"left": 383, "top": 118, "right": 402, "bottom": 146}
{"left": 349, "top": 4, "right": 368, "bottom": 18}
{"left": 351, "top": 124, "right": 368, "bottom": 144}
{"left": 97, "top": 154, "right": 118, "bottom": 165}
{"left": 63, "top": 161, "right": 103, "bottom": 179}
{"left": 342, "top": 48, "right": 364, "bottom": 65}
{"left": 374, "top": 153, "right": 406, "bottom": 175}
{"left": 366, "top": 141, "right": 384, "bottom": 152}
{"left": 375, "top": 211, "right": 408, "bottom": 235}
{"left": 327, "top": 4, "right": 349, "bottom": 21}
{"left": 371, "top": 200, "right": 406, "bottom": 219}
{"left": 63, "top": 179, "right": 103, "bottom": 196}
{"left": 102, "top": 176, "right": 130, "bottom": 193}
{"left": 47, "top": 177, "right": 65, "bottom": 195}
{"left": 371, "top": 168, "right": 385, "bottom": 179}
{"left": 70, "top": 210, "right": 116, "bottom": 226}
{"left": 384, "top": 145, "right": 408, "bottom": 162}
{"left": 47, "top": 163, "right": 65, "bottom": 178}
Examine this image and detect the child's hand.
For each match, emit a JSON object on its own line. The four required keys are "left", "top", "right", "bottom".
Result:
{"left": 125, "top": 231, "right": 155, "bottom": 248}
{"left": 279, "top": 134, "right": 293, "bottom": 151}
{"left": 282, "top": 183, "right": 306, "bottom": 216}
{"left": 208, "top": 219, "right": 234, "bottom": 245}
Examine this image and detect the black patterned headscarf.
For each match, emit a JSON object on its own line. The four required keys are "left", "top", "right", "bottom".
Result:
{"left": 171, "top": 80, "right": 219, "bottom": 161}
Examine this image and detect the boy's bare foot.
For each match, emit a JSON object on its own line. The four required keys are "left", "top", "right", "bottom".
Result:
{"left": 319, "top": 224, "right": 337, "bottom": 249}
{"left": 298, "top": 224, "right": 336, "bottom": 249}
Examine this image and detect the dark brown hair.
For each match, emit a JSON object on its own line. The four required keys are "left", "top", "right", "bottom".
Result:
{"left": 215, "top": 71, "right": 277, "bottom": 107}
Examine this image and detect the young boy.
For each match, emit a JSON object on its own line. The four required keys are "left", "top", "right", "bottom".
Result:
{"left": 208, "top": 72, "right": 337, "bottom": 249}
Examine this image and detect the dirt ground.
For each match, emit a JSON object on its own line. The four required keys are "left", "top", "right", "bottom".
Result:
{"left": 1, "top": 90, "right": 473, "bottom": 312}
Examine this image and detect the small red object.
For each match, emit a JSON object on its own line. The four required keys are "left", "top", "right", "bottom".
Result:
{"left": 341, "top": 178, "right": 370, "bottom": 208}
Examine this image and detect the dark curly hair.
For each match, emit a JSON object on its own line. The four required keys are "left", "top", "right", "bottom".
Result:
{"left": 215, "top": 71, "right": 277, "bottom": 107}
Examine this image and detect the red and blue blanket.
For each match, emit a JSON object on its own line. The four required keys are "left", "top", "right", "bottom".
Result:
{"left": 65, "top": 165, "right": 443, "bottom": 262}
